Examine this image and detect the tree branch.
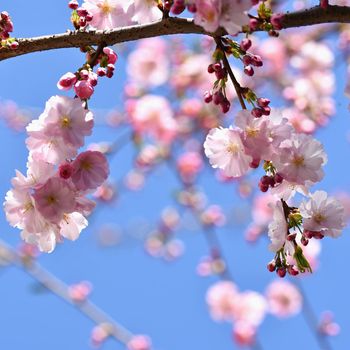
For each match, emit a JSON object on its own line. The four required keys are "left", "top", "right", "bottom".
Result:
{"left": 1, "top": 5, "right": 350, "bottom": 62}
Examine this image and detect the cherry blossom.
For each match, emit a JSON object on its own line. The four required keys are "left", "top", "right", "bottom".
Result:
{"left": 300, "top": 191, "right": 346, "bottom": 238}
{"left": 204, "top": 127, "right": 251, "bottom": 177}
{"left": 266, "top": 280, "right": 302, "bottom": 318}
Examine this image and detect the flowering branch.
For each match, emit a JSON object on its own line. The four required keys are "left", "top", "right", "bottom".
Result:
{"left": 1, "top": 5, "right": 350, "bottom": 61}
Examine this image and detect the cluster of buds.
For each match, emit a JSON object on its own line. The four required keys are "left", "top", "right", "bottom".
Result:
{"left": 258, "top": 173, "right": 283, "bottom": 192}
{"left": 164, "top": 0, "right": 197, "bottom": 15}
{"left": 301, "top": 229, "right": 324, "bottom": 246}
{"left": 204, "top": 62, "right": 231, "bottom": 113}
{"left": 69, "top": 1, "right": 93, "bottom": 30}
{"left": 267, "top": 258, "right": 299, "bottom": 278}
{"left": 0, "top": 11, "right": 18, "bottom": 49}
{"left": 57, "top": 46, "right": 118, "bottom": 100}
{"left": 251, "top": 97, "right": 271, "bottom": 118}
{"left": 242, "top": 53, "right": 263, "bottom": 76}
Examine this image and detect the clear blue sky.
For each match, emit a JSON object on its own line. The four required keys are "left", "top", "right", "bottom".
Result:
{"left": 1, "top": 1, "right": 350, "bottom": 350}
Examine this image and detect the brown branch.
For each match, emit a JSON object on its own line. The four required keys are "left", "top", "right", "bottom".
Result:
{"left": 1, "top": 5, "right": 350, "bottom": 62}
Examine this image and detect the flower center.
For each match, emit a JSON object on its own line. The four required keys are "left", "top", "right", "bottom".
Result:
{"left": 61, "top": 115, "right": 71, "bottom": 128}
{"left": 313, "top": 213, "right": 325, "bottom": 224}
{"left": 23, "top": 201, "right": 34, "bottom": 213}
{"left": 46, "top": 195, "right": 57, "bottom": 205}
{"left": 246, "top": 127, "right": 259, "bottom": 138}
{"left": 100, "top": 1, "right": 113, "bottom": 15}
{"left": 226, "top": 143, "right": 239, "bottom": 154}
{"left": 80, "top": 160, "right": 92, "bottom": 171}
{"left": 292, "top": 155, "right": 305, "bottom": 167}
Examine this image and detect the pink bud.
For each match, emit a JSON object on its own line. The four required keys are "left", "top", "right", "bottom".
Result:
{"left": 277, "top": 267, "right": 286, "bottom": 278}
{"left": 86, "top": 13, "right": 93, "bottom": 22}
{"left": 88, "top": 72, "right": 98, "bottom": 86}
{"left": 220, "top": 99, "right": 231, "bottom": 114}
{"left": 271, "top": 13, "right": 284, "bottom": 30}
{"left": 1, "top": 11, "right": 9, "bottom": 20}
{"left": 103, "top": 47, "right": 118, "bottom": 64}
{"left": 97, "top": 67, "right": 106, "bottom": 77}
{"left": 249, "top": 158, "right": 260, "bottom": 168}
{"left": 207, "top": 64, "right": 215, "bottom": 74}
{"left": 249, "top": 18, "right": 259, "bottom": 31}
{"left": 251, "top": 55, "right": 263, "bottom": 67}
{"left": 57, "top": 72, "right": 77, "bottom": 90}
{"left": 10, "top": 41, "right": 19, "bottom": 50}
{"left": 274, "top": 172, "right": 283, "bottom": 184}
{"left": 59, "top": 163, "right": 74, "bottom": 179}
{"left": 240, "top": 38, "right": 252, "bottom": 51}
{"left": 257, "top": 98, "right": 270, "bottom": 107}
{"left": 244, "top": 65, "right": 254, "bottom": 76}
{"left": 204, "top": 91, "right": 213, "bottom": 103}
{"left": 76, "top": 7, "right": 88, "bottom": 17}
{"left": 80, "top": 69, "right": 89, "bottom": 80}
{"left": 74, "top": 80, "right": 94, "bottom": 99}
{"left": 267, "top": 261, "right": 276, "bottom": 272}
{"left": 251, "top": 108, "right": 263, "bottom": 118}
{"left": 68, "top": 0, "right": 79, "bottom": 10}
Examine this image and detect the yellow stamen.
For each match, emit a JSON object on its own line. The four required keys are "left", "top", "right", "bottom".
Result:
{"left": 100, "top": 1, "right": 113, "bottom": 15}
{"left": 313, "top": 213, "right": 325, "bottom": 224}
{"left": 292, "top": 155, "right": 305, "bottom": 167}
{"left": 226, "top": 143, "right": 239, "bottom": 154}
{"left": 61, "top": 115, "right": 71, "bottom": 128}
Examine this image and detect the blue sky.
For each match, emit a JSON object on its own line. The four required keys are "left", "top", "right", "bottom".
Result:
{"left": 1, "top": 1, "right": 350, "bottom": 350}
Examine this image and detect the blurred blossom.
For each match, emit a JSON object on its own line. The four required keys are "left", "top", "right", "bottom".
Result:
{"left": 232, "top": 321, "right": 256, "bottom": 347}
{"left": 93, "top": 182, "right": 117, "bottom": 202}
{"left": 319, "top": 312, "right": 340, "bottom": 336}
{"left": 88, "top": 142, "right": 113, "bottom": 154}
{"left": 161, "top": 207, "right": 180, "bottom": 230}
{"left": 68, "top": 281, "right": 92, "bottom": 303}
{"left": 206, "top": 281, "right": 239, "bottom": 322}
{"left": 127, "top": 334, "right": 152, "bottom": 350}
{"left": 196, "top": 255, "right": 226, "bottom": 277}
{"left": 127, "top": 38, "right": 169, "bottom": 88}
{"left": 0, "top": 100, "right": 31, "bottom": 131}
{"left": 177, "top": 151, "right": 203, "bottom": 183}
{"left": 265, "top": 280, "right": 302, "bottom": 318}
{"left": 97, "top": 225, "right": 122, "bottom": 247}
{"left": 177, "top": 188, "right": 207, "bottom": 210}
{"left": 201, "top": 205, "right": 226, "bottom": 227}
{"left": 91, "top": 323, "right": 112, "bottom": 348}
{"left": 124, "top": 170, "right": 145, "bottom": 191}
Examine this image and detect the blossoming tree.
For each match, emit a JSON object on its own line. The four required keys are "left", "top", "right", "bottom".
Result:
{"left": 1, "top": 1, "right": 350, "bottom": 349}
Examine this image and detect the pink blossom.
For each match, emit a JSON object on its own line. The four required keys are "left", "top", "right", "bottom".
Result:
{"left": 177, "top": 151, "right": 203, "bottom": 182}
{"left": 193, "top": 0, "right": 251, "bottom": 34}
{"left": 68, "top": 281, "right": 92, "bottom": 303}
{"left": 265, "top": 280, "right": 302, "bottom": 318}
{"left": 268, "top": 201, "right": 294, "bottom": 254}
{"left": 74, "top": 80, "right": 94, "bottom": 99}
{"left": 57, "top": 72, "right": 77, "bottom": 90}
{"left": 33, "top": 177, "right": 76, "bottom": 223}
{"left": 129, "top": 95, "right": 178, "bottom": 144}
{"left": 60, "top": 212, "right": 88, "bottom": 240}
{"left": 206, "top": 281, "right": 239, "bottom": 322}
{"left": 273, "top": 133, "right": 327, "bottom": 186}
{"left": 26, "top": 96, "right": 94, "bottom": 163}
{"left": 300, "top": 191, "right": 346, "bottom": 238}
{"left": 82, "top": 0, "right": 134, "bottom": 30}
{"left": 103, "top": 47, "right": 118, "bottom": 64}
{"left": 131, "top": 0, "right": 162, "bottom": 24}
{"left": 204, "top": 127, "right": 252, "bottom": 177}
{"left": 71, "top": 151, "right": 109, "bottom": 191}
{"left": 127, "top": 38, "right": 169, "bottom": 87}
{"left": 21, "top": 226, "right": 58, "bottom": 253}
{"left": 232, "top": 321, "right": 256, "bottom": 347}
{"left": 127, "top": 335, "right": 152, "bottom": 350}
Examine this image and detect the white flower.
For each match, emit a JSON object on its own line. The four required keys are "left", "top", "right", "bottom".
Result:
{"left": 204, "top": 127, "right": 251, "bottom": 177}
{"left": 273, "top": 133, "right": 327, "bottom": 186}
{"left": 300, "top": 191, "right": 346, "bottom": 238}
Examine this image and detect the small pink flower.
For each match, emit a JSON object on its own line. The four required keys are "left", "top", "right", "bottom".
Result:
{"left": 74, "top": 80, "right": 94, "bottom": 99}
{"left": 266, "top": 280, "right": 302, "bottom": 318}
{"left": 177, "top": 151, "right": 203, "bottom": 182}
{"left": 127, "top": 335, "right": 152, "bottom": 350}
{"left": 68, "top": 281, "right": 92, "bottom": 302}
{"left": 57, "top": 72, "right": 77, "bottom": 90}
{"left": 71, "top": 151, "right": 109, "bottom": 191}
{"left": 33, "top": 177, "right": 76, "bottom": 223}
{"left": 103, "top": 47, "right": 118, "bottom": 64}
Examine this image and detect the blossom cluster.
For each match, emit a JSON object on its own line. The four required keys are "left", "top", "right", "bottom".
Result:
{"left": 4, "top": 96, "right": 109, "bottom": 252}
{"left": 206, "top": 279, "right": 302, "bottom": 346}
{"left": 204, "top": 108, "right": 346, "bottom": 275}
{"left": 58, "top": 46, "right": 118, "bottom": 100}
{"left": 0, "top": 11, "right": 18, "bottom": 49}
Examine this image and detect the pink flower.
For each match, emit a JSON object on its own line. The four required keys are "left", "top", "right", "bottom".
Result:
{"left": 204, "top": 127, "right": 252, "bottom": 177}
{"left": 71, "top": 151, "right": 109, "bottom": 191}
{"left": 127, "top": 335, "right": 152, "bottom": 350}
{"left": 26, "top": 96, "right": 94, "bottom": 163}
{"left": 68, "top": 281, "right": 92, "bottom": 303}
{"left": 206, "top": 281, "right": 239, "bottom": 322}
{"left": 193, "top": 0, "right": 221, "bottom": 33}
{"left": 300, "top": 191, "right": 346, "bottom": 238}
{"left": 127, "top": 38, "right": 169, "bottom": 88}
{"left": 74, "top": 80, "right": 94, "bottom": 99}
{"left": 131, "top": 0, "right": 162, "bottom": 24}
{"left": 232, "top": 321, "right": 256, "bottom": 347}
{"left": 57, "top": 72, "right": 77, "bottom": 90}
{"left": 33, "top": 177, "right": 76, "bottom": 223}
{"left": 273, "top": 133, "right": 327, "bottom": 186}
{"left": 177, "top": 151, "right": 203, "bottom": 182}
{"left": 103, "top": 47, "right": 118, "bottom": 64}
{"left": 265, "top": 280, "right": 302, "bottom": 318}
{"left": 82, "top": 0, "right": 134, "bottom": 30}
{"left": 268, "top": 201, "right": 294, "bottom": 254}
{"left": 60, "top": 212, "right": 88, "bottom": 240}
{"left": 129, "top": 95, "right": 178, "bottom": 144}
